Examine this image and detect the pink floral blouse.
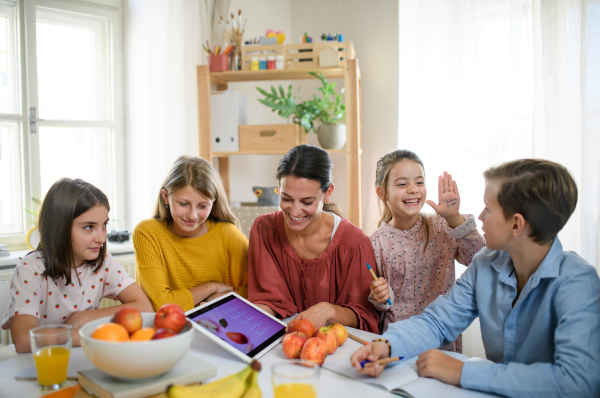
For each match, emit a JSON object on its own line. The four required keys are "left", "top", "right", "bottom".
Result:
{"left": 369, "top": 213, "right": 485, "bottom": 350}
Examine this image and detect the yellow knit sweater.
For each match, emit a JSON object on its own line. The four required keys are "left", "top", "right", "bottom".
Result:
{"left": 133, "top": 218, "right": 248, "bottom": 311}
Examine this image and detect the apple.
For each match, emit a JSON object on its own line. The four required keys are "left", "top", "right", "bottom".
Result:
{"left": 287, "top": 317, "right": 316, "bottom": 338}
{"left": 282, "top": 331, "right": 308, "bottom": 359}
{"left": 226, "top": 331, "right": 249, "bottom": 344}
{"left": 329, "top": 323, "right": 348, "bottom": 346}
{"left": 300, "top": 337, "right": 329, "bottom": 366}
{"left": 314, "top": 326, "right": 339, "bottom": 355}
{"left": 154, "top": 303, "right": 187, "bottom": 333}
{"left": 152, "top": 328, "right": 178, "bottom": 340}
{"left": 113, "top": 307, "right": 142, "bottom": 335}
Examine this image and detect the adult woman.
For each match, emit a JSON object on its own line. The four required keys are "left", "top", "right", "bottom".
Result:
{"left": 248, "top": 145, "right": 379, "bottom": 332}
{"left": 133, "top": 155, "right": 248, "bottom": 311}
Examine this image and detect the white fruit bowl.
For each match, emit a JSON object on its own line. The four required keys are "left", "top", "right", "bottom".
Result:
{"left": 79, "top": 312, "right": 194, "bottom": 379}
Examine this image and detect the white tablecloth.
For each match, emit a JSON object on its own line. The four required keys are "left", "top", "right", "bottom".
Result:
{"left": 0, "top": 326, "right": 500, "bottom": 398}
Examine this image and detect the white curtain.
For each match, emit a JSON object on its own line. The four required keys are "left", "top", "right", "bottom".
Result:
{"left": 399, "top": 0, "right": 600, "bottom": 357}
{"left": 123, "top": 0, "right": 229, "bottom": 228}
{"left": 532, "top": 0, "right": 600, "bottom": 271}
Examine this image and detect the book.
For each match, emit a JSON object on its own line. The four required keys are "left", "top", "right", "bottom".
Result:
{"left": 77, "top": 353, "right": 217, "bottom": 398}
{"left": 322, "top": 351, "right": 488, "bottom": 398}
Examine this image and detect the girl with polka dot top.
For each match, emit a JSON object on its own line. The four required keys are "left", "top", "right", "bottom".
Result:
{"left": 369, "top": 150, "right": 485, "bottom": 351}
{"left": 2, "top": 178, "right": 152, "bottom": 353}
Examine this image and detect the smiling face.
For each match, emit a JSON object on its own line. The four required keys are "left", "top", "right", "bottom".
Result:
{"left": 380, "top": 160, "right": 427, "bottom": 227}
{"left": 71, "top": 205, "right": 109, "bottom": 267}
{"left": 478, "top": 179, "right": 513, "bottom": 251}
{"left": 161, "top": 184, "right": 213, "bottom": 238}
{"left": 279, "top": 176, "right": 332, "bottom": 233}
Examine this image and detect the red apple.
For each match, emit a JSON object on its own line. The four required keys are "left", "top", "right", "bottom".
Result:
{"left": 287, "top": 317, "right": 316, "bottom": 338}
{"left": 151, "top": 328, "right": 178, "bottom": 340}
{"left": 282, "top": 331, "right": 308, "bottom": 359}
{"left": 329, "top": 323, "right": 348, "bottom": 346}
{"left": 226, "top": 331, "right": 249, "bottom": 344}
{"left": 314, "top": 326, "right": 339, "bottom": 355}
{"left": 154, "top": 303, "right": 186, "bottom": 333}
{"left": 113, "top": 307, "right": 142, "bottom": 335}
{"left": 300, "top": 337, "right": 329, "bottom": 366}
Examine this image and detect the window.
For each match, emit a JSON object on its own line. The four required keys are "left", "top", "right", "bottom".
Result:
{"left": 0, "top": 0, "right": 123, "bottom": 249}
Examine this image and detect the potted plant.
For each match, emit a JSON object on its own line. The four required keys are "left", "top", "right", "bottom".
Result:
{"left": 255, "top": 72, "right": 346, "bottom": 149}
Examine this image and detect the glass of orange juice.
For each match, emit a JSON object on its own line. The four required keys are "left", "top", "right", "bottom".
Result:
{"left": 30, "top": 324, "right": 72, "bottom": 390}
{"left": 272, "top": 360, "right": 320, "bottom": 398}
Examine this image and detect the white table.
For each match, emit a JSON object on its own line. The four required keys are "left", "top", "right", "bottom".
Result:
{"left": 0, "top": 327, "right": 500, "bottom": 398}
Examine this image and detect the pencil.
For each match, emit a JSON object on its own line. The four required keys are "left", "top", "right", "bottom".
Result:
{"left": 361, "top": 356, "right": 403, "bottom": 368}
{"left": 366, "top": 263, "right": 392, "bottom": 306}
{"left": 348, "top": 333, "right": 368, "bottom": 345}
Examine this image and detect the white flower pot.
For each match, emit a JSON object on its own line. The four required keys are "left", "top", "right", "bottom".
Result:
{"left": 317, "top": 124, "right": 346, "bottom": 150}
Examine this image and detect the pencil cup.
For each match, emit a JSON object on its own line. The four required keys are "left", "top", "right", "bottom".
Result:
{"left": 209, "top": 54, "right": 229, "bottom": 72}
{"left": 272, "top": 360, "right": 320, "bottom": 398}
{"left": 30, "top": 324, "right": 72, "bottom": 390}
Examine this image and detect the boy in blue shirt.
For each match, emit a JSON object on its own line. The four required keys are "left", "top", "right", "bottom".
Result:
{"left": 351, "top": 159, "right": 600, "bottom": 397}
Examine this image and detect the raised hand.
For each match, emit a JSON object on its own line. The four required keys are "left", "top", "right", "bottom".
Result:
{"left": 425, "top": 171, "right": 464, "bottom": 228}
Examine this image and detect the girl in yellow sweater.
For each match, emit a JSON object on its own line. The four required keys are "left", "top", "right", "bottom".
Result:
{"left": 133, "top": 156, "right": 248, "bottom": 311}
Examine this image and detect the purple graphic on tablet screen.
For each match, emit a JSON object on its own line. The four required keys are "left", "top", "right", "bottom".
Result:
{"left": 189, "top": 297, "right": 285, "bottom": 355}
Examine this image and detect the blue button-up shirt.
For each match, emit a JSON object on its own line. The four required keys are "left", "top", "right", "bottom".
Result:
{"left": 381, "top": 238, "right": 600, "bottom": 397}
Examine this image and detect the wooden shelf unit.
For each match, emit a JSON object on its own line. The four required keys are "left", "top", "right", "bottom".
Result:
{"left": 196, "top": 61, "right": 363, "bottom": 227}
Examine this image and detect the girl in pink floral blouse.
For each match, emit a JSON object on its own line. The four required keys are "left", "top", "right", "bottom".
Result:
{"left": 369, "top": 150, "right": 484, "bottom": 351}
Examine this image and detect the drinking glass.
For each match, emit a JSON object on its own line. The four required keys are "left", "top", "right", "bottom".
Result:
{"left": 272, "top": 360, "right": 320, "bottom": 398}
{"left": 30, "top": 324, "right": 72, "bottom": 390}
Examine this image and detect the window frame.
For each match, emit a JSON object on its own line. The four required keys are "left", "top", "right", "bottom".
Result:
{"left": 0, "top": 0, "right": 124, "bottom": 250}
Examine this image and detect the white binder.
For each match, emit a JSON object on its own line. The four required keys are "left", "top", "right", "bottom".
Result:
{"left": 210, "top": 90, "right": 246, "bottom": 152}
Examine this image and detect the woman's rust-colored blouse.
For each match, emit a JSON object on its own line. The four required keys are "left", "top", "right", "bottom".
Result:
{"left": 248, "top": 210, "right": 379, "bottom": 333}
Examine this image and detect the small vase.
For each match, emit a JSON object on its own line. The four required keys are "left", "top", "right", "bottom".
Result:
{"left": 317, "top": 124, "right": 346, "bottom": 150}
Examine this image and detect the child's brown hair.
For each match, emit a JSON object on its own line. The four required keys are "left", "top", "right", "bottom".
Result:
{"left": 154, "top": 155, "right": 238, "bottom": 225}
{"left": 375, "top": 149, "right": 429, "bottom": 252}
{"left": 38, "top": 178, "right": 109, "bottom": 285}
{"left": 483, "top": 159, "right": 578, "bottom": 243}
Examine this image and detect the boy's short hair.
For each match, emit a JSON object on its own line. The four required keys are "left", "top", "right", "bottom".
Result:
{"left": 483, "top": 159, "right": 577, "bottom": 244}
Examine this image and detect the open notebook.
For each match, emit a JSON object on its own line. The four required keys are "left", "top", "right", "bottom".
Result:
{"left": 322, "top": 351, "right": 493, "bottom": 398}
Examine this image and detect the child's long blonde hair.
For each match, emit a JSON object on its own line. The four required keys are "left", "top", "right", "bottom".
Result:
{"left": 375, "top": 149, "right": 429, "bottom": 252}
{"left": 154, "top": 155, "right": 238, "bottom": 225}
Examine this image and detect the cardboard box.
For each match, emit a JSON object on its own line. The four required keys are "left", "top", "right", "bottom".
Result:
{"left": 238, "top": 124, "right": 307, "bottom": 152}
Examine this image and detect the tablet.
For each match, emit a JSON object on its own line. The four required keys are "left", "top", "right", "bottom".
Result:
{"left": 185, "top": 292, "right": 287, "bottom": 363}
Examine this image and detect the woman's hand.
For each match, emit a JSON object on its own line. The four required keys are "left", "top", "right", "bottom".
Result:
{"left": 294, "top": 302, "right": 335, "bottom": 330}
{"left": 426, "top": 171, "right": 464, "bottom": 228}
{"left": 370, "top": 278, "right": 391, "bottom": 304}
{"left": 416, "top": 349, "right": 464, "bottom": 386}
{"left": 350, "top": 342, "right": 391, "bottom": 377}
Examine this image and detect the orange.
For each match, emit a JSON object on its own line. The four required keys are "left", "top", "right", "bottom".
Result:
{"left": 130, "top": 327, "right": 155, "bottom": 341}
{"left": 91, "top": 323, "right": 129, "bottom": 342}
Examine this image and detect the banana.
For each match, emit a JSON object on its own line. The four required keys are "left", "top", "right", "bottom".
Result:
{"left": 240, "top": 367, "right": 261, "bottom": 398}
{"left": 166, "top": 364, "right": 253, "bottom": 398}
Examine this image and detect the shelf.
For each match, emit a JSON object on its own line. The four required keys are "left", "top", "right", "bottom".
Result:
{"left": 210, "top": 67, "right": 345, "bottom": 84}
{"left": 212, "top": 148, "right": 346, "bottom": 157}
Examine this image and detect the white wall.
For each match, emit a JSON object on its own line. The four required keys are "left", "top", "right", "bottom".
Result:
{"left": 223, "top": 0, "right": 399, "bottom": 234}
{"left": 224, "top": 0, "right": 293, "bottom": 204}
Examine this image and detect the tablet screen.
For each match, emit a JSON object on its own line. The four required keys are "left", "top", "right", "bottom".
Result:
{"left": 187, "top": 295, "right": 286, "bottom": 358}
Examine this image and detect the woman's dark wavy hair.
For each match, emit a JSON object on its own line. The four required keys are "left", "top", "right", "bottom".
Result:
{"left": 37, "top": 178, "right": 110, "bottom": 285}
{"left": 276, "top": 144, "right": 343, "bottom": 217}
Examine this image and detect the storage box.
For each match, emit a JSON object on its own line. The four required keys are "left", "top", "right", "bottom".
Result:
{"left": 238, "top": 124, "right": 308, "bottom": 152}
{"left": 209, "top": 54, "right": 230, "bottom": 72}
{"left": 240, "top": 41, "right": 354, "bottom": 71}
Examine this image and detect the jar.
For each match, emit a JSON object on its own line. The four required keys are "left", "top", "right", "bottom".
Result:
{"left": 276, "top": 55, "right": 284, "bottom": 69}
{"left": 251, "top": 57, "right": 259, "bottom": 71}
{"left": 259, "top": 57, "right": 267, "bottom": 70}
{"left": 267, "top": 56, "right": 276, "bottom": 69}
